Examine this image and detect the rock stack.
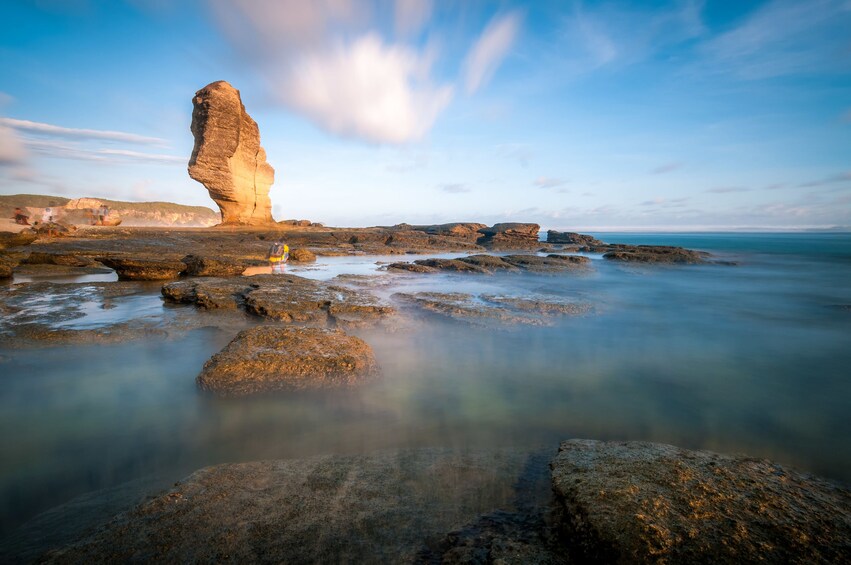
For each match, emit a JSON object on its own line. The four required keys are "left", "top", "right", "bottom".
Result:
{"left": 188, "top": 81, "right": 275, "bottom": 226}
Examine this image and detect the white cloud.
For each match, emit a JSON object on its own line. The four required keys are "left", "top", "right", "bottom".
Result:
{"left": 463, "top": 11, "right": 522, "bottom": 94}
{"left": 0, "top": 124, "right": 27, "bottom": 165}
{"left": 0, "top": 118, "right": 167, "bottom": 146}
{"left": 23, "top": 138, "right": 182, "bottom": 165}
{"left": 285, "top": 34, "right": 453, "bottom": 143}
{"left": 209, "top": 1, "right": 453, "bottom": 144}
{"left": 395, "top": 0, "right": 432, "bottom": 36}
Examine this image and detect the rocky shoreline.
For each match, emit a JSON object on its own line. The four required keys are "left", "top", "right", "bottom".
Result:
{"left": 14, "top": 440, "right": 847, "bottom": 564}
{"left": 5, "top": 225, "right": 841, "bottom": 563}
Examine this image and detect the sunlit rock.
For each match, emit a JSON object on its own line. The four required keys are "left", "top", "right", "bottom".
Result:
{"left": 188, "top": 81, "right": 275, "bottom": 226}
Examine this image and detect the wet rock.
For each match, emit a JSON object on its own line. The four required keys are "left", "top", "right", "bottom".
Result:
{"left": 550, "top": 439, "right": 851, "bottom": 564}
{"left": 477, "top": 223, "right": 541, "bottom": 249}
{"left": 197, "top": 326, "right": 379, "bottom": 396}
{"left": 458, "top": 254, "right": 520, "bottom": 272}
{"left": 42, "top": 448, "right": 548, "bottom": 564}
{"left": 164, "top": 274, "right": 394, "bottom": 328}
{"left": 289, "top": 248, "right": 316, "bottom": 262}
{"left": 188, "top": 81, "right": 275, "bottom": 226}
{"left": 393, "top": 292, "right": 585, "bottom": 326}
{"left": 545, "top": 231, "right": 605, "bottom": 246}
{"left": 501, "top": 254, "right": 590, "bottom": 273}
{"left": 0, "top": 255, "right": 14, "bottom": 278}
{"left": 601, "top": 245, "right": 708, "bottom": 264}
{"left": 98, "top": 256, "right": 186, "bottom": 281}
{"left": 180, "top": 254, "right": 244, "bottom": 277}
{"left": 410, "top": 258, "right": 489, "bottom": 273}
{"left": 0, "top": 229, "right": 37, "bottom": 249}
{"left": 387, "top": 261, "right": 439, "bottom": 273}
{"left": 162, "top": 277, "right": 257, "bottom": 309}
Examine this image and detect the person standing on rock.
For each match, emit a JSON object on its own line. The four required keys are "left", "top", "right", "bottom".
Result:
{"left": 267, "top": 239, "right": 289, "bottom": 274}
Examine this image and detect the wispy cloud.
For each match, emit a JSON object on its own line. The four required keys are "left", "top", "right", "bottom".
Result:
{"left": 796, "top": 171, "right": 851, "bottom": 188}
{"left": 706, "top": 186, "right": 750, "bottom": 194}
{"left": 24, "top": 139, "right": 182, "bottom": 165}
{"left": 0, "top": 124, "right": 27, "bottom": 166}
{"left": 0, "top": 118, "right": 167, "bottom": 146}
{"left": 395, "top": 0, "right": 431, "bottom": 37}
{"left": 841, "top": 108, "right": 851, "bottom": 124}
{"left": 533, "top": 176, "right": 567, "bottom": 189}
{"left": 701, "top": 0, "right": 851, "bottom": 79}
{"left": 639, "top": 197, "right": 690, "bottom": 208}
{"left": 439, "top": 183, "right": 470, "bottom": 194}
{"left": 650, "top": 162, "right": 682, "bottom": 174}
{"left": 463, "top": 11, "right": 522, "bottom": 94}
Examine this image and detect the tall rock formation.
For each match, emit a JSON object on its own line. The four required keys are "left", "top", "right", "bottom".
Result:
{"left": 188, "top": 81, "right": 275, "bottom": 226}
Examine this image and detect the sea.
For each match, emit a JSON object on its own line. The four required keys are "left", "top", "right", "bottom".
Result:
{"left": 1, "top": 232, "right": 850, "bottom": 547}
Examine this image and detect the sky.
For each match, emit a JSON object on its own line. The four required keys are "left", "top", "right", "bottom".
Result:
{"left": 1, "top": 0, "right": 850, "bottom": 231}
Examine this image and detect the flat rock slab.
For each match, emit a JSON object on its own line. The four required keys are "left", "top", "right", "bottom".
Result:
{"left": 599, "top": 245, "right": 709, "bottom": 264}
{"left": 42, "top": 448, "right": 551, "bottom": 563}
{"left": 197, "top": 325, "right": 380, "bottom": 396}
{"left": 162, "top": 274, "right": 394, "bottom": 328}
{"left": 551, "top": 439, "right": 851, "bottom": 564}
{"left": 393, "top": 292, "right": 592, "bottom": 326}
{"left": 388, "top": 254, "right": 590, "bottom": 275}
{"left": 98, "top": 256, "right": 186, "bottom": 280}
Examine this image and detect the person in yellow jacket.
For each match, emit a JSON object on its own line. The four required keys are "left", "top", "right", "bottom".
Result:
{"left": 267, "top": 239, "right": 289, "bottom": 274}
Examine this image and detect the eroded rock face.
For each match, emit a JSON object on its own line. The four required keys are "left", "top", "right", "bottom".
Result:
{"left": 477, "top": 223, "right": 541, "bottom": 249}
{"left": 188, "top": 81, "right": 275, "bottom": 226}
{"left": 546, "top": 231, "right": 605, "bottom": 246}
{"left": 551, "top": 439, "right": 851, "bottom": 564}
{"left": 197, "top": 326, "right": 379, "bottom": 396}
{"left": 98, "top": 257, "right": 186, "bottom": 281}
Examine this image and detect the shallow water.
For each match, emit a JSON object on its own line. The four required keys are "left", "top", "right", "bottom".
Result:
{"left": 1, "top": 233, "right": 850, "bottom": 541}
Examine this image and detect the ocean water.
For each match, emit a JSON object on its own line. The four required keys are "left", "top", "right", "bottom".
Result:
{"left": 1, "top": 232, "right": 850, "bottom": 542}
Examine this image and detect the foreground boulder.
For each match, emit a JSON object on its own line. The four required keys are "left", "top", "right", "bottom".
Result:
{"left": 0, "top": 254, "right": 15, "bottom": 278}
{"left": 288, "top": 248, "right": 316, "bottom": 262}
{"left": 197, "top": 326, "right": 379, "bottom": 396}
{"left": 0, "top": 229, "right": 37, "bottom": 249}
{"left": 98, "top": 257, "right": 186, "bottom": 280}
{"left": 188, "top": 81, "right": 275, "bottom": 226}
{"left": 551, "top": 440, "right": 851, "bottom": 564}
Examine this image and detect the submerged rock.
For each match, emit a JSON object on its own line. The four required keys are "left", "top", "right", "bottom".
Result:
{"left": 197, "top": 326, "right": 379, "bottom": 396}
{"left": 41, "top": 448, "right": 549, "bottom": 563}
{"left": 551, "top": 439, "right": 851, "bottom": 564}
{"left": 393, "top": 292, "right": 591, "bottom": 326}
{"left": 98, "top": 256, "right": 185, "bottom": 281}
{"left": 188, "top": 81, "right": 275, "bottom": 226}
{"left": 180, "top": 254, "right": 244, "bottom": 277}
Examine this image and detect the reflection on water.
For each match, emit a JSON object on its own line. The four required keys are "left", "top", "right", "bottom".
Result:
{"left": 1, "top": 234, "right": 850, "bottom": 541}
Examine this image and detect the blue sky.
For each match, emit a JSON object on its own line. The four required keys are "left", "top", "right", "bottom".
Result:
{"left": 1, "top": 0, "right": 849, "bottom": 230}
